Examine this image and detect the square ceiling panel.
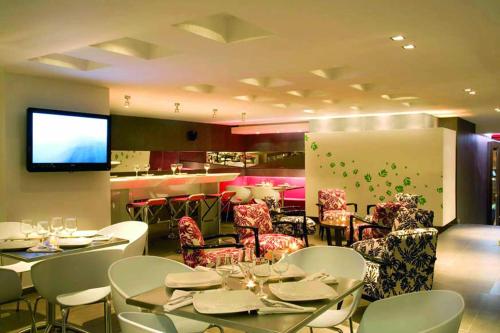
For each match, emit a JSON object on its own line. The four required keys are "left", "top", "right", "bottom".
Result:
{"left": 29, "top": 54, "right": 108, "bottom": 71}
{"left": 173, "top": 13, "right": 272, "bottom": 44}
{"left": 90, "top": 37, "right": 175, "bottom": 59}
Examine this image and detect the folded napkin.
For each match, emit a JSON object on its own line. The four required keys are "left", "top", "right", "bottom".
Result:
{"left": 302, "top": 271, "right": 337, "bottom": 284}
{"left": 195, "top": 265, "right": 244, "bottom": 278}
{"left": 164, "top": 290, "right": 196, "bottom": 312}
{"left": 258, "top": 298, "right": 316, "bottom": 315}
{"left": 194, "top": 265, "right": 211, "bottom": 272}
{"left": 27, "top": 245, "right": 62, "bottom": 253}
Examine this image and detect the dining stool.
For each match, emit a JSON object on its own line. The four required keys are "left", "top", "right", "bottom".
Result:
{"left": 204, "top": 190, "right": 236, "bottom": 226}
{"left": 168, "top": 194, "right": 206, "bottom": 239}
{"left": 126, "top": 197, "right": 168, "bottom": 225}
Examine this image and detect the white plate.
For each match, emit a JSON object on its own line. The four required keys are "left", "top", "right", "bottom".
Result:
{"left": 269, "top": 280, "right": 338, "bottom": 301}
{"left": 193, "top": 290, "right": 262, "bottom": 314}
{"left": 268, "top": 264, "right": 306, "bottom": 281}
{"left": 59, "top": 230, "right": 98, "bottom": 238}
{"left": 57, "top": 237, "right": 93, "bottom": 248}
{"left": 0, "top": 240, "right": 39, "bottom": 251}
{"left": 165, "top": 271, "right": 222, "bottom": 289}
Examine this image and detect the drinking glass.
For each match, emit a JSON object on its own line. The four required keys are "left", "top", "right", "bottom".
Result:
{"left": 144, "top": 163, "right": 150, "bottom": 176}
{"left": 64, "top": 217, "right": 78, "bottom": 236}
{"left": 134, "top": 164, "right": 140, "bottom": 177}
{"left": 204, "top": 163, "right": 210, "bottom": 175}
{"left": 50, "top": 217, "right": 63, "bottom": 235}
{"left": 170, "top": 163, "right": 177, "bottom": 175}
{"left": 272, "top": 251, "right": 290, "bottom": 283}
{"left": 238, "top": 247, "right": 255, "bottom": 281}
{"left": 252, "top": 258, "right": 271, "bottom": 297}
{"left": 36, "top": 220, "right": 50, "bottom": 243}
{"left": 215, "top": 254, "right": 236, "bottom": 290}
{"left": 177, "top": 163, "right": 183, "bottom": 175}
{"left": 20, "top": 219, "right": 33, "bottom": 239}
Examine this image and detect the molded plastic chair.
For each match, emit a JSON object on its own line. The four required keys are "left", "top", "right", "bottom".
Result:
{"left": 250, "top": 186, "right": 281, "bottom": 203}
{"left": 358, "top": 290, "right": 465, "bottom": 333}
{"left": 0, "top": 267, "right": 36, "bottom": 332}
{"left": 286, "top": 246, "right": 367, "bottom": 333}
{"left": 226, "top": 186, "right": 252, "bottom": 204}
{"left": 119, "top": 312, "right": 178, "bottom": 333}
{"left": 98, "top": 221, "right": 148, "bottom": 257}
{"left": 108, "top": 255, "right": 210, "bottom": 333}
{"left": 31, "top": 249, "right": 123, "bottom": 333}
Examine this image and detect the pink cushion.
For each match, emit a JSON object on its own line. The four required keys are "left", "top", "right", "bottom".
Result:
{"left": 318, "top": 189, "right": 347, "bottom": 211}
{"left": 233, "top": 203, "right": 273, "bottom": 240}
{"left": 241, "top": 234, "right": 304, "bottom": 255}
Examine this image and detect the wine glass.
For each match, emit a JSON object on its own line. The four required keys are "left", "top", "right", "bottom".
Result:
{"left": 170, "top": 163, "right": 177, "bottom": 175}
{"left": 20, "top": 219, "right": 33, "bottom": 239}
{"left": 64, "top": 217, "right": 78, "bottom": 236}
{"left": 177, "top": 163, "right": 183, "bottom": 175}
{"left": 272, "top": 252, "right": 290, "bottom": 283}
{"left": 238, "top": 247, "right": 255, "bottom": 281}
{"left": 144, "top": 163, "right": 150, "bottom": 176}
{"left": 252, "top": 258, "right": 271, "bottom": 297}
{"left": 134, "top": 164, "right": 140, "bottom": 177}
{"left": 204, "top": 163, "right": 210, "bottom": 175}
{"left": 36, "top": 220, "right": 50, "bottom": 244}
{"left": 50, "top": 217, "right": 63, "bottom": 235}
{"left": 215, "top": 254, "right": 235, "bottom": 290}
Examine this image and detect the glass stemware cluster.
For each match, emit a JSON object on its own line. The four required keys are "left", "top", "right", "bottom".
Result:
{"left": 19, "top": 217, "right": 78, "bottom": 246}
{"left": 170, "top": 163, "right": 184, "bottom": 175}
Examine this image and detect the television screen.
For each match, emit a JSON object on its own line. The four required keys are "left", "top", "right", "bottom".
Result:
{"left": 27, "top": 108, "right": 111, "bottom": 172}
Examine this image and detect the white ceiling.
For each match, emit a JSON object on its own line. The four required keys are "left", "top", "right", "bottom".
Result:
{"left": 0, "top": 0, "right": 499, "bottom": 132}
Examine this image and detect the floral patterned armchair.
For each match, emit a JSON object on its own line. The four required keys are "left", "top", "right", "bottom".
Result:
{"left": 178, "top": 216, "right": 243, "bottom": 268}
{"left": 353, "top": 227, "right": 438, "bottom": 300}
{"left": 233, "top": 203, "right": 305, "bottom": 257}
{"left": 317, "top": 189, "right": 360, "bottom": 244}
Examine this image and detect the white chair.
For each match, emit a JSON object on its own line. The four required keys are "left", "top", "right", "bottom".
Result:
{"left": 31, "top": 249, "right": 123, "bottom": 333}
{"left": 119, "top": 312, "right": 177, "bottom": 333}
{"left": 358, "top": 290, "right": 465, "bottom": 333}
{"left": 226, "top": 185, "right": 252, "bottom": 204}
{"left": 108, "top": 256, "right": 210, "bottom": 333}
{"left": 250, "top": 186, "right": 280, "bottom": 202}
{"left": 286, "top": 246, "right": 367, "bottom": 333}
{"left": 98, "top": 221, "right": 148, "bottom": 257}
{"left": 0, "top": 267, "right": 36, "bottom": 332}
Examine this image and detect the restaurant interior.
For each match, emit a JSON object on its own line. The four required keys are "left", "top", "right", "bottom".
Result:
{"left": 0, "top": 1, "right": 499, "bottom": 333}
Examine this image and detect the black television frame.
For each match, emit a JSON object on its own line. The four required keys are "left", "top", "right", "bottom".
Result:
{"left": 26, "top": 107, "right": 111, "bottom": 172}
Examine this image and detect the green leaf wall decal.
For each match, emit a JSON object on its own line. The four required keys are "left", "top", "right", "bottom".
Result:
{"left": 378, "top": 169, "right": 388, "bottom": 177}
{"left": 391, "top": 163, "right": 397, "bottom": 170}
{"left": 395, "top": 185, "right": 404, "bottom": 193}
{"left": 379, "top": 195, "right": 385, "bottom": 201}
{"left": 385, "top": 181, "right": 392, "bottom": 187}
{"left": 353, "top": 169, "right": 358, "bottom": 175}
{"left": 340, "top": 161, "right": 345, "bottom": 167}
{"left": 304, "top": 134, "right": 309, "bottom": 141}
{"left": 311, "top": 142, "right": 318, "bottom": 151}
{"left": 436, "top": 187, "right": 443, "bottom": 193}
{"left": 342, "top": 171, "right": 348, "bottom": 177}
{"left": 403, "top": 177, "right": 411, "bottom": 186}
{"left": 330, "top": 162, "right": 336, "bottom": 168}
{"left": 326, "top": 152, "right": 332, "bottom": 157}
{"left": 364, "top": 174, "right": 372, "bottom": 182}
{"left": 368, "top": 185, "right": 374, "bottom": 192}
{"left": 355, "top": 181, "right": 360, "bottom": 188}
{"left": 419, "top": 196, "right": 427, "bottom": 205}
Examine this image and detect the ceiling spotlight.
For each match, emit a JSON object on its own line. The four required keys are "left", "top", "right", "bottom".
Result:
{"left": 468, "top": 91, "right": 477, "bottom": 95}
{"left": 391, "top": 35, "right": 405, "bottom": 41}
{"left": 495, "top": 108, "right": 500, "bottom": 112}
{"left": 464, "top": 88, "right": 472, "bottom": 92}
{"left": 402, "top": 44, "right": 416, "bottom": 50}
{"left": 212, "top": 108, "right": 218, "bottom": 118}
{"left": 241, "top": 112, "right": 247, "bottom": 122}
{"left": 124, "top": 95, "right": 131, "bottom": 108}
{"left": 303, "top": 109, "right": 315, "bottom": 114}
{"left": 174, "top": 102, "right": 180, "bottom": 113}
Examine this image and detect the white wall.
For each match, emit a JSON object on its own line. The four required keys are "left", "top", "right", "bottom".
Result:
{"left": 305, "top": 128, "right": 456, "bottom": 227}
{"left": 0, "top": 73, "right": 111, "bottom": 230}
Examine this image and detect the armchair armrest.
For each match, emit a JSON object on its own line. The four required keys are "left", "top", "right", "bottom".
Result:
{"left": 358, "top": 224, "right": 391, "bottom": 241}
{"left": 204, "top": 233, "right": 240, "bottom": 243}
{"left": 182, "top": 243, "right": 244, "bottom": 250}
{"left": 366, "top": 204, "right": 377, "bottom": 215}
{"left": 234, "top": 225, "right": 260, "bottom": 257}
{"left": 346, "top": 202, "right": 358, "bottom": 213}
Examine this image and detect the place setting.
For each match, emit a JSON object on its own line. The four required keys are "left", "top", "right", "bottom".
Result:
{"left": 161, "top": 250, "right": 339, "bottom": 316}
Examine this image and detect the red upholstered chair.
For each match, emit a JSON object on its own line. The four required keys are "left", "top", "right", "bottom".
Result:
{"left": 317, "top": 189, "right": 360, "bottom": 245}
{"left": 178, "top": 216, "right": 243, "bottom": 268}
{"left": 233, "top": 203, "right": 304, "bottom": 257}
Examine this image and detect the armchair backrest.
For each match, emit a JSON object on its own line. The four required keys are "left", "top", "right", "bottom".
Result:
{"left": 392, "top": 208, "right": 434, "bottom": 231}
{"left": 233, "top": 203, "right": 273, "bottom": 239}
{"left": 372, "top": 202, "right": 402, "bottom": 228}
{"left": 318, "top": 189, "right": 347, "bottom": 211}
{"left": 394, "top": 193, "right": 419, "bottom": 209}
{"left": 178, "top": 216, "right": 206, "bottom": 267}
{"left": 381, "top": 228, "right": 438, "bottom": 297}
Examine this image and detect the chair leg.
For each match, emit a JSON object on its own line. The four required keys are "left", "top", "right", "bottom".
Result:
{"left": 309, "top": 327, "right": 313, "bottom": 333}
{"left": 61, "top": 307, "right": 69, "bottom": 333}
{"left": 21, "top": 299, "right": 36, "bottom": 333}
{"left": 104, "top": 299, "right": 112, "bottom": 333}
{"left": 349, "top": 318, "right": 354, "bottom": 333}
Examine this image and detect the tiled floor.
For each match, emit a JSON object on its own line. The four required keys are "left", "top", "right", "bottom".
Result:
{"left": 1, "top": 223, "right": 499, "bottom": 333}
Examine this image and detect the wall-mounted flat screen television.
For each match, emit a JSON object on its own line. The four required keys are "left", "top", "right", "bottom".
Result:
{"left": 27, "top": 108, "right": 111, "bottom": 172}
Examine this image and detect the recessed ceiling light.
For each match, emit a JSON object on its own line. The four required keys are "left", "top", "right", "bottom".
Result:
{"left": 303, "top": 109, "right": 315, "bottom": 114}
{"left": 391, "top": 35, "right": 405, "bottom": 41}
{"left": 464, "top": 88, "right": 472, "bottom": 92}
{"left": 468, "top": 91, "right": 477, "bottom": 95}
{"left": 402, "top": 44, "right": 416, "bottom": 50}
{"left": 495, "top": 107, "right": 500, "bottom": 112}
{"left": 124, "top": 95, "right": 131, "bottom": 108}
